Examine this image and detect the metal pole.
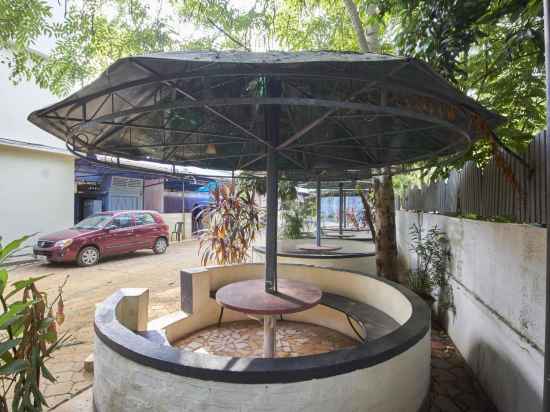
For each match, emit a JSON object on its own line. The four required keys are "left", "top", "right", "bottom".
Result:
{"left": 263, "top": 315, "right": 276, "bottom": 357}
{"left": 343, "top": 191, "right": 347, "bottom": 229}
{"left": 264, "top": 77, "right": 281, "bottom": 293}
{"left": 339, "top": 182, "right": 344, "bottom": 236}
{"left": 316, "top": 175, "right": 322, "bottom": 247}
{"left": 543, "top": 1, "right": 550, "bottom": 409}
{"left": 181, "top": 179, "right": 185, "bottom": 240}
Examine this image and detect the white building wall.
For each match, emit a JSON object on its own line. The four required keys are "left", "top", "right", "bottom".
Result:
{"left": 0, "top": 145, "right": 74, "bottom": 245}
{"left": 396, "top": 210, "right": 544, "bottom": 412}
{"left": 0, "top": 49, "right": 63, "bottom": 149}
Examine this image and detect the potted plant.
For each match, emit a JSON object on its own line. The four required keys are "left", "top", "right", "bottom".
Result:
{"left": 408, "top": 223, "right": 454, "bottom": 313}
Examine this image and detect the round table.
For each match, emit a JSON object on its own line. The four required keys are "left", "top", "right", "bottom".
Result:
{"left": 216, "top": 279, "right": 322, "bottom": 358}
{"left": 297, "top": 244, "right": 342, "bottom": 252}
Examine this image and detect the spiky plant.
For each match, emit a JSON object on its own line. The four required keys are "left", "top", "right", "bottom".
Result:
{"left": 199, "top": 183, "right": 261, "bottom": 265}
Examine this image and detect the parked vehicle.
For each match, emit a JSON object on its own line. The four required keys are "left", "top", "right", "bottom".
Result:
{"left": 33, "top": 211, "right": 170, "bottom": 266}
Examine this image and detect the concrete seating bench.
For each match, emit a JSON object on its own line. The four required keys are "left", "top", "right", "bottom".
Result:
{"left": 209, "top": 289, "right": 399, "bottom": 343}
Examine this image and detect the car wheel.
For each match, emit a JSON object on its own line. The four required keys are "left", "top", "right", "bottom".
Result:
{"left": 153, "top": 237, "right": 168, "bottom": 254}
{"left": 77, "top": 246, "right": 100, "bottom": 267}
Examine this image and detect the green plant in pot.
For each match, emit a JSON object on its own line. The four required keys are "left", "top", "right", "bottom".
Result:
{"left": 0, "top": 235, "right": 70, "bottom": 412}
{"left": 408, "top": 223, "right": 454, "bottom": 313}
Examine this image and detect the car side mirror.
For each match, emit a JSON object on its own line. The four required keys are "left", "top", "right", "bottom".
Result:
{"left": 105, "top": 224, "right": 117, "bottom": 231}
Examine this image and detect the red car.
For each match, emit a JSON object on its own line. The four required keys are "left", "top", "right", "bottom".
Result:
{"left": 33, "top": 211, "right": 170, "bottom": 266}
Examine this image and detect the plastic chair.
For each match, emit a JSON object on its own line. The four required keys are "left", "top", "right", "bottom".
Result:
{"left": 171, "top": 222, "right": 185, "bottom": 242}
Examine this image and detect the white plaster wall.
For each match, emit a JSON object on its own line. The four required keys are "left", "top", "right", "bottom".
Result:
{"left": 94, "top": 331, "right": 430, "bottom": 412}
{"left": 396, "top": 210, "right": 545, "bottom": 412}
{"left": 0, "top": 146, "right": 74, "bottom": 244}
{"left": 143, "top": 179, "right": 164, "bottom": 212}
{"left": 161, "top": 213, "right": 193, "bottom": 240}
{"left": 0, "top": 49, "right": 63, "bottom": 149}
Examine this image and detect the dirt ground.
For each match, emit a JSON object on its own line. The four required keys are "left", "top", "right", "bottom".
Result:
{"left": 9, "top": 240, "right": 202, "bottom": 409}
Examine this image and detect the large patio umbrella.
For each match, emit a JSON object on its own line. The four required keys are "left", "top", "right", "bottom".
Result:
{"left": 298, "top": 178, "right": 372, "bottom": 244}
{"left": 28, "top": 51, "right": 503, "bottom": 294}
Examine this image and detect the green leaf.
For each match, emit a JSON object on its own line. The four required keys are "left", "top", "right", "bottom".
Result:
{"left": 0, "top": 234, "right": 36, "bottom": 264}
{"left": 0, "top": 314, "right": 24, "bottom": 330}
{"left": 0, "top": 359, "right": 28, "bottom": 375}
{"left": 41, "top": 364, "right": 55, "bottom": 383}
{"left": 6, "top": 275, "right": 50, "bottom": 299}
{"left": 0, "top": 268, "right": 8, "bottom": 295}
{"left": 0, "top": 338, "right": 20, "bottom": 357}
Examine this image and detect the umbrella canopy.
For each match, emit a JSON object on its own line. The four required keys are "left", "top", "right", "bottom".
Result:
{"left": 29, "top": 51, "right": 503, "bottom": 179}
{"left": 29, "top": 51, "right": 503, "bottom": 293}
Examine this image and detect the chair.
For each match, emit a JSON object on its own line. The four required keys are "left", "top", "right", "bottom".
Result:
{"left": 171, "top": 222, "right": 185, "bottom": 242}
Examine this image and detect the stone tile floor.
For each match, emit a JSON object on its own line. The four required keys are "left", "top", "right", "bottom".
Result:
{"left": 174, "top": 320, "right": 357, "bottom": 357}
{"left": 427, "top": 321, "right": 497, "bottom": 412}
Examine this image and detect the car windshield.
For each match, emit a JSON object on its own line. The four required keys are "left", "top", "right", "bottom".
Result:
{"left": 74, "top": 214, "right": 113, "bottom": 230}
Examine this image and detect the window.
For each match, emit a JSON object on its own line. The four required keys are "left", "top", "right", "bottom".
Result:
{"left": 135, "top": 213, "right": 155, "bottom": 226}
{"left": 110, "top": 214, "right": 132, "bottom": 228}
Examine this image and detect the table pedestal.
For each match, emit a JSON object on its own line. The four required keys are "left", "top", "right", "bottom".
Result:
{"left": 263, "top": 315, "right": 276, "bottom": 358}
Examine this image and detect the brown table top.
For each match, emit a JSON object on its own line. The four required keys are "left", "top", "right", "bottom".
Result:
{"left": 216, "top": 279, "right": 322, "bottom": 315}
{"left": 297, "top": 244, "right": 342, "bottom": 252}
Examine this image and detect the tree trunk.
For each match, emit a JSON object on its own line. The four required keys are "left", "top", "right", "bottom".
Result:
{"left": 343, "top": 0, "right": 399, "bottom": 281}
{"left": 342, "top": 0, "right": 370, "bottom": 52}
{"left": 374, "top": 172, "right": 398, "bottom": 281}
{"left": 358, "top": 189, "right": 376, "bottom": 243}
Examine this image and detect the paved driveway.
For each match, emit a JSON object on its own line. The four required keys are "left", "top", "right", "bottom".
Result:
{"left": 10, "top": 240, "right": 202, "bottom": 409}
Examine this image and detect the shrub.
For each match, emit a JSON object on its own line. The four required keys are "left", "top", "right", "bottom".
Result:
{"left": 0, "top": 235, "right": 69, "bottom": 412}
{"left": 408, "top": 224, "right": 454, "bottom": 312}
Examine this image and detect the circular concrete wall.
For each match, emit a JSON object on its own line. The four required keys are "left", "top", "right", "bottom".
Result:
{"left": 253, "top": 239, "right": 376, "bottom": 273}
{"left": 93, "top": 264, "right": 430, "bottom": 412}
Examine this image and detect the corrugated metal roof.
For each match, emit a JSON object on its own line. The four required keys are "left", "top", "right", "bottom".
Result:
{"left": 0, "top": 137, "right": 73, "bottom": 157}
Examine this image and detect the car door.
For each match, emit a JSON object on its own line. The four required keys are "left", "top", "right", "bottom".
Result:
{"left": 132, "top": 212, "right": 157, "bottom": 249}
{"left": 102, "top": 213, "right": 136, "bottom": 255}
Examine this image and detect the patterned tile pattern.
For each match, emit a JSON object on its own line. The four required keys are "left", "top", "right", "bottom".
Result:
{"left": 174, "top": 320, "right": 357, "bottom": 357}
{"left": 426, "top": 321, "right": 497, "bottom": 412}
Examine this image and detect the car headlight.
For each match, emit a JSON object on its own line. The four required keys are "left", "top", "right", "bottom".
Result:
{"left": 54, "top": 239, "right": 73, "bottom": 249}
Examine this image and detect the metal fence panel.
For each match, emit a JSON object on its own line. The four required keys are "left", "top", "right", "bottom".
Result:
{"left": 399, "top": 131, "right": 547, "bottom": 224}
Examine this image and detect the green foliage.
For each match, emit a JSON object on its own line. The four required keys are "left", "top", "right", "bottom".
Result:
{"left": 456, "top": 212, "right": 516, "bottom": 223}
{"left": 199, "top": 183, "right": 262, "bottom": 265}
{"left": 280, "top": 200, "right": 314, "bottom": 239}
{"left": 0, "top": 235, "right": 69, "bottom": 412}
{"left": 0, "top": 0, "right": 52, "bottom": 85}
{"left": 378, "top": 0, "right": 545, "bottom": 171}
{"left": 408, "top": 223, "right": 454, "bottom": 312}
{"left": 237, "top": 174, "right": 297, "bottom": 203}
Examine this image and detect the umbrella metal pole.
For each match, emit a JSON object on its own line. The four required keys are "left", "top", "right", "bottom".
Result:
{"left": 339, "top": 183, "right": 344, "bottom": 236}
{"left": 264, "top": 77, "right": 281, "bottom": 294}
{"left": 265, "top": 146, "right": 278, "bottom": 293}
{"left": 543, "top": 0, "right": 550, "bottom": 409}
{"left": 316, "top": 176, "right": 322, "bottom": 247}
{"left": 181, "top": 179, "right": 185, "bottom": 240}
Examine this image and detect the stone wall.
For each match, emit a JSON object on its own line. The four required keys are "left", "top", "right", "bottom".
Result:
{"left": 396, "top": 210, "right": 545, "bottom": 412}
